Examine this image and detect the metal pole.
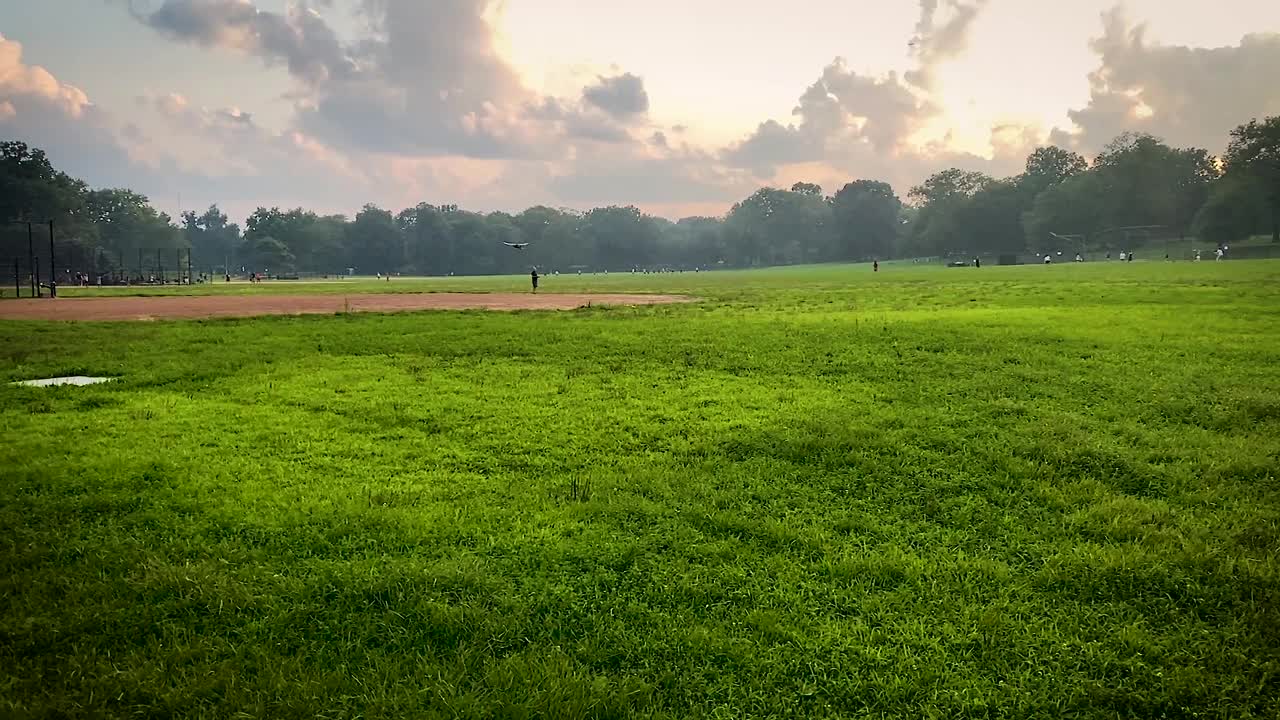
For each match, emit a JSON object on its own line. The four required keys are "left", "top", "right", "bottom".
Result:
{"left": 34, "top": 256, "right": 41, "bottom": 298}
{"left": 14, "top": 259, "right": 20, "bottom": 298}
{"left": 138, "top": 248, "right": 143, "bottom": 284}
{"left": 156, "top": 248, "right": 162, "bottom": 284}
{"left": 27, "top": 222, "right": 35, "bottom": 297}
{"left": 187, "top": 248, "right": 192, "bottom": 284}
{"left": 48, "top": 220, "right": 56, "bottom": 297}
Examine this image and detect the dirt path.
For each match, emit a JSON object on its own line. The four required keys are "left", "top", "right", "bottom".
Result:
{"left": 0, "top": 293, "right": 694, "bottom": 322}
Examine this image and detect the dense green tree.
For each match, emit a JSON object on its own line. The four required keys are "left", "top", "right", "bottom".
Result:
{"left": 580, "top": 206, "right": 661, "bottom": 270}
{"left": 6, "top": 117, "right": 1275, "bottom": 276}
{"left": 86, "top": 189, "right": 182, "bottom": 259}
{"left": 1091, "top": 133, "right": 1218, "bottom": 237}
{"left": 1024, "top": 172, "right": 1110, "bottom": 248}
{"left": 959, "top": 180, "right": 1027, "bottom": 255}
{"left": 1224, "top": 116, "right": 1280, "bottom": 242}
{"left": 243, "top": 236, "right": 296, "bottom": 273}
{"left": 182, "top": 205, "right": 240, "bottom": 270}
{"left": 397, "top": 203, "right": 451, "bottom": 274}
{"left": 831, "top": 180, "right": 901, "bottom": 260}
{"left": 724, "top": 188, "right": 833, "bottom": 266}
{"left": 1020, "top": 146, "right": 1088, "bottom": 197}
{"left": 345, "top": 204, "right": 400, "bottom": 273}
{"left": 908, "top": 169, "right": 993, "bottom": 255}
{"left": 1192, "top": 175, "right": 1269, "bottom": 246}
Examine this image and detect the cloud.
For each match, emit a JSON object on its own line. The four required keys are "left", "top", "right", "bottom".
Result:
{"left": 722, "top": 58, "right": 931, "bottom": 176}
{"left": 582, "top": 73, "right": 650, "bottom": 118}
{"left": 1052, "top": 9, "right": 1280, "bottom": 154}
{"left": 132, "top": 0, "right": 547, "bottom": 157}
{"left": 141, "top": 0, "right": 354, "bottom": 83}
{"left": 0, "top": 34, "right": 94, "bottom": 118}
{"left": 906, "top": 0, "right": 990, "bottom": 89}
{"left": 547, "top": 145, "right": 752, "bottom": 206}
{"left": 0, "top": 33, "right": 145, "bottom": 192}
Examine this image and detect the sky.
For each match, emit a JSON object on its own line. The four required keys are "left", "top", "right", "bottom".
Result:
{"left": 2, "top": 0, "right": 1279, "bottom": 223}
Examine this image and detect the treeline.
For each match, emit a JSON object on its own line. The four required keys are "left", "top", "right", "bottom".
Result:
{"left": 2, "top": 115, "right": 1276, "bottom": 276}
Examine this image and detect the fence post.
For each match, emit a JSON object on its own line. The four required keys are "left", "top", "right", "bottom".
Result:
{"left": 34, "top": 256, "right": 41, "bottom": 298}
{"left": 48, "top": 220, "right": 56, "bottom": 297}
{"left": 27, "top": 222, "right": 35, "bottom": 297}
{"left": 14, "top": 259, "right": 20, "bottom": 298}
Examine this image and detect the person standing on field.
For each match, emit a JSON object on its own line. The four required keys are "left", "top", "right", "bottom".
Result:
{"left": 873, "top": 260, "right": 879, "bottom": 272}
{"left": 531, "top": 268, "right": 539, "bottom": 293}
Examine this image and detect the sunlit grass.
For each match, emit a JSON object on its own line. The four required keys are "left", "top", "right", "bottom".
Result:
{"left": 2, "top": 260, "right": 1278, "bottom": 717}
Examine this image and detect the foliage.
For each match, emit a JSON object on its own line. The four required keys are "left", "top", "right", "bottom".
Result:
{"left": 1224, "top": 117, "right": 1280, "bottom": 242}
{"left": 2, "top": 116, "right": 1277, "bottom": 273}
{"left": 831, "top": 180, "right": 900, "bottom": 260}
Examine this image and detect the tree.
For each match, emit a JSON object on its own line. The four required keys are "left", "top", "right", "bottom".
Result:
{"left": 580, "top": 206, "right": 660, "bottom": 270}
{"left": 667, "top": 216, "right": 724, "bottom": 268}
{"left": 345, "top": 204, "right": 399, "bottom": 273}
{"left": 724, "top": 188, "right": 833, "bottom": 266}
{"left": 831, "top": 180, "right": 901, "bottom": 260}
{"left": 85, "top": 188, "right": 182, "bottom": 259}
{"left": 790, "top": 182, "right": 823, "bottom": 197}
{"left": 908, "top": 169, "right": 993, "bottom": 255}
{"left": 299, "top": 215, "right": 348, "bottom": 272}
{"left": 397, "top": 203, "right": 451, "bottom": 274}
{"left": 908, "top": 169, "right": 992, "bottom": 206}
{"left": 182, "top": 205, "right": 240, "bottom": 270}
{"left": 1021, "top": 146, "right": 1088, "bottom": 197}
{"left": 1091, "top": 133, "right": 1218, "bottom": 238}
{"left": 244, "top": 207, "right": 321, "bottom": 268}
{"left": 1023, "top": 172, "right": 1110, "bottom": 248}
{"left": 515, "top": 206, "right": 583, "bottom": 270}
{"left": 960, "top": 180, "right": 1027, "bottom": 255}
{"left": 1192, "top": 174, "right": 1269, "bottom": 246}
{"left": 0, "top": 141, "right": 88, "bottom": 227}
{"left": 1224, "top": 116, "right": 1280, "bottom": 242}
{"left": 243, "top": 236, "right": 295, "bottom": 273}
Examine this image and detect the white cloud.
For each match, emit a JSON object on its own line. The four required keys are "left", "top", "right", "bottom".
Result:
{"left": 1052, "top": 9, "right": 1280, "bottom": 155}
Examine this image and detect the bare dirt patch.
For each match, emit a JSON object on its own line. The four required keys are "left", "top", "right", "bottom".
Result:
{"left": 0, "top": 293, "right": 694, "bottom": 322}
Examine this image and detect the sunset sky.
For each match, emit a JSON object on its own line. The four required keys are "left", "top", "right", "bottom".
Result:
{"left": 3, "top": 0, "right": 1279, "bottom": 222}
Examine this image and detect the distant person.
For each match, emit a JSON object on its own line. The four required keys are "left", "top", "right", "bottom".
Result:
{"left": 1075, "top": 253, "right": 1083, "bottom": 263}
{"left": 1118, "top": 252, "right": 1125, "bottom": 261}
{"left": 1044, "top": 254, "right": 1052, "bottom": 264}
{"left": 873, "top": 260, "right": 879, "bottom": 272}
{"left": 1216, "top": 248, "right": 1224, "bottom": 261}
{"left": 531, "top": 268, "right": 539, "bottom": 293}
{"left": 974, "top": 257, "right": 981, "bottom": 269}
{"left": 1128, "top": 252, "right": 1135, "bottom": 263}
{"left": 1106, "top": 252, "right": 1111, "bottom": 260}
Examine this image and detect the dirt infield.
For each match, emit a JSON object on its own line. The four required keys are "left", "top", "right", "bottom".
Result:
{"left": 0, "top": 293, "right": 694, "bottom": 322}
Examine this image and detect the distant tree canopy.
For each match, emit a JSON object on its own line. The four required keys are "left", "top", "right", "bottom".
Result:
{"left": 2, "top": 116, "right": 1276, "bottom": 275}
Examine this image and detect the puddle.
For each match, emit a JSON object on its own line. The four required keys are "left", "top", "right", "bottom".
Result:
{"left": 11, "top": 376, "right": 116, "bottom": 387}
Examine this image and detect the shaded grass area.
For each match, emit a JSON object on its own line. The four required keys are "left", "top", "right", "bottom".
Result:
{"left": 2, "top": 261, "right": 1279, "bottom": 718}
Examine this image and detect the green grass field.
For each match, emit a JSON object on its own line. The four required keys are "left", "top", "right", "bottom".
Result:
{"left": 2, "top": 261, "right": 1279, "bottom": 718}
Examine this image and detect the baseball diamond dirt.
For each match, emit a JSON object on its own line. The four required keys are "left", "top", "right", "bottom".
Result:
{"left": 0, "top": 293, "right": 695, "bottom": 321}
